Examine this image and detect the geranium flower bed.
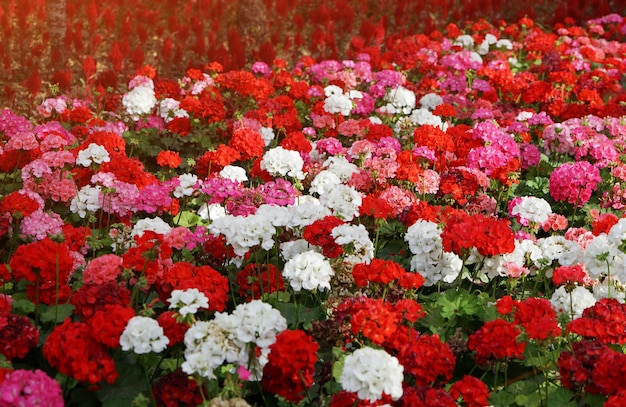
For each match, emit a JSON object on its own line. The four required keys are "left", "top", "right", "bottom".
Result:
{"left": 1, "top": 9, "right": 626, "bottom": 407}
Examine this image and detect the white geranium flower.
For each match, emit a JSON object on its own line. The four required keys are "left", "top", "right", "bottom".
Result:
{"left": 324, "top": 85, "right": 353, "bottom": 116}
{"left": 181, "top": 320, "right": 238, "bottom": 380}
{"left": 158, "top": 98, "right": 189, "bottom": 122}
{"left": 419, "top": 93, "right": 443, "bottom": 110}
{"left": 511, "top": 196, "right": 552, "bottom": 225}
{"left": 219, "top": 165, "right": 248, "bottom": 183}
{"left": 285, "top": 195, "right": 331, "bottom": 229}
{"left": 208, "top": 213, "right": 276, "bottom": 257}
{"left": 583, "top": 233, "right": 626, "bottom": 280}
{"left": 318, "top": 184, "right": 362, "bottom": 221}
{"left": 332, "top": 223, "right": 374, "bottom": 264}
{"left": 340, "top": 347, "right": 404, "bottom": 402}
{"left": 131, "top": 216, "right": 172, "bottom": 238}
{"left": 70, "top": 185, "right": 102, "bottom": 218}
{"left": 173, "top": 173, "right": 199, "bottom": 198}
{"left": 550, "top": 286, "right": 596, "bottom": 320}
{"left": 122, "top": 85, "right": 157, "bottom": 120}
{"left": 283, "top": 250, "right": 334, "bottom": 291}
{"left": 168, "top": 288, "right": 209, "bottom": 316}
{"left": 198, "top": 203, "right": 227, "bottom": 221}
{"left": 310, "top": 170, "right": 342, "bottom": 195}
{"left": 120, "top": 316, "right": 169, "bottom": 354}
{"left": 76, "top": 143, "right": 110, "bottom": 167}
{"left": 260, "top": 146, "right": 306, "bottom": 180}
{"left": 323, "top": 156, "right": 359, "bottom": 182}
{"left": 380, "top": 86, "right": 416, "bottom": 115}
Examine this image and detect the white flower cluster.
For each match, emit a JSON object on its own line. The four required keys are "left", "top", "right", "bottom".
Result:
{"left": 584, "top": 218, "right": 626, "bottom": 281}
{"left": 404, "top": 219, "right": 462, "bottom": 286}
{"left": 260, "top": 146, "right": 306, "bottom": 180}
{"left": 132, "top": 216, "right": 172, "bottom": 238}
{"left": 550, "top": 286, "right": 597, "bottom": 320}
{"left": 379, "top": 86, "right": 416, "bottom": 115}
{"left": 158, "top": 98, "right": 189, "bottom": 122}
{"left": 339, "top": 347, "right": 404, "bottom": 402}
{"left": 538, "top": 236, "right": 583, "bottom": 268}
{"left": 323, "top": 85, "right": 361, "bottom": 116}
{"left": 282, "top": 250, "right": 334, "bottom": 291}
{"left": 208, "top": 213, "right": 276, "bottom": 257}
{"left": 318, "top": 184, "right": 362, "bottom": 221}
{"left": 122, "top": 76, "right": 157, "bottom": 120}
{"left": 310, "top": 170, "right": 342, "bottom": 195}
{"left": 285, "top": 195, "right": 332, "bottom": 230}
{"left": 120, "top": 316, "right": 169, "bottom": 354}
{"left": 323, "top": 156, "right": 359, "bottom": 181}
{"left": 173, "top": 173, "right": 199, "bottom": 198}
{"left": 76, "top": 143, "right": 110, "bottom": 167}
{"left": 168, "top": 288, "right": 209, "bottom": 316}
{"left": 511, "top": 196, "right": 552, "bottom": 225}
{"left": 419, "top": 93, "right": 443, "bottom": 111}
{"left": 70, "top": 185, "right": 101, "bottom": 218}
{"left": 182, "top": 300, "right": 287, "bottom": 381}
{"left": 331, "top": 223, "right": 374, "bottom": 264}
{"left": 219, "top": 165, "right": 248, "bottom": 183}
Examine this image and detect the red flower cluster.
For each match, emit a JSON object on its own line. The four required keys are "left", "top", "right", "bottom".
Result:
{"left": 567, "top": 298, "right": 626, "bottom": 345}
{"left": 157, "top": 311, "right": 189, "bottom": 345}
{"left": 552, "top": 264, "right": 591, "bottom": 288}
{"left": 352, "top": 259, "right": 415, "bottom": 288}
{"left": 0, "top": 190, "right": 40, "bottom": 219}
{"left": 338, "top": 297, "right": 400, "bottom": 346}
{"left": 0, "top": 312, "right": 39, "bottom": 360}
{"left": 397, "top": 385, "right": 456, "bottom": 407}
{"left": 152, "top": 369, "right": 205, "bottom": 407}
{"left": 236, "top": 263, "right": 285, "bottom": 301}
{"left": 262, "top": 329, "right": 319, "bottom": 403}
{"left": 88, "top": 304, "right": 135, "bottom": 348}
{"left": 44, "top": 319, "right": 118, "bottom": 384}
{"left": 8, "top": 237, "right": 74, "bottom": 305}
{"left": 467, "top": 319, "right": 525, "bottom": 365}
{"left": 558, "top": 339, "right": 610, "bottom": 394}
{"left": 496, "top": 296, "right": 561, "bottom": 340}
{"left": 441, "top": 213, "right": 515, "bottom": 257}
{"left": 70, "top": 282, "right": 132, "bottom": 320}
{"left": 438, "top": 168, "right": 482, "bottom": 205}
{"left": 156, "top": 261, "right": 229, "bottom": 312}
{"left": 303, "top": 216, "right": 345, "bottom": 258}
{"left": 448, "top": 375, "right": 490, "bottom": 407}
{"left": 156, "top": 150, "right": 183, "bottom": 168}
{"left": 359, "top": 194, "right": 395, "bottom": 220}
{"left": 195, "top": 145, "right": 241, "bottom": 177}
{"left": 228, "top": 127, "right": 265, "bottom": 161}
{"left": 396, "top": 334, "right": 456, "bottom": 386}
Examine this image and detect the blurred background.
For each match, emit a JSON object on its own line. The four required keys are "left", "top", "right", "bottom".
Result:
{"left": 1, "top": 0, "right": 624, "bottom": 110}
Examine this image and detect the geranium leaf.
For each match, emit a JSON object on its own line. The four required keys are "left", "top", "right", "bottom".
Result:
{"left": 39, "top": 304, "right": 75, "bottom": 323}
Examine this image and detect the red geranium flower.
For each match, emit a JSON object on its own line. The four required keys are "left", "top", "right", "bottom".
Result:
{"left": 152, "top": 369, "right": 205, "bottom": 407}
{"left": 0, "top": 312, "right": 39, "bottom": 360}
{"left": 467, "top": 319, "right": 525, "bottom": 365}
{"left": 156, "top": 150, "right": 183, "bottom": 168}
{"left": 448, "top": 375, "right": 490, "bottom": 407}
{"left": 303, "top": 216, "right": 345, "bottom": 258}
{"left": 44, "top": 319, "right": 118, "bottom": 384}
{"left": 262, "top": 329, "right": 319, "bottom": 403}
{"left": 567, "top": 298, "right": 626, "bottom": 345}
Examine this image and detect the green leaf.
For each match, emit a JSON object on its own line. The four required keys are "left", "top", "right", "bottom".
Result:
{"left": 546, "top": 387, "right": 578, "bottom": 407}
{"left": 39, "top": 303, "right": 75, "bottom": 323}
{"left": 173, "top": 210, "right": 202, "bottom": 227}
{"left": 12, "top": 298, "right": 36, "bottom": 315}
{"left": 489, "top": 389, "right": 517, "bottom": 406}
